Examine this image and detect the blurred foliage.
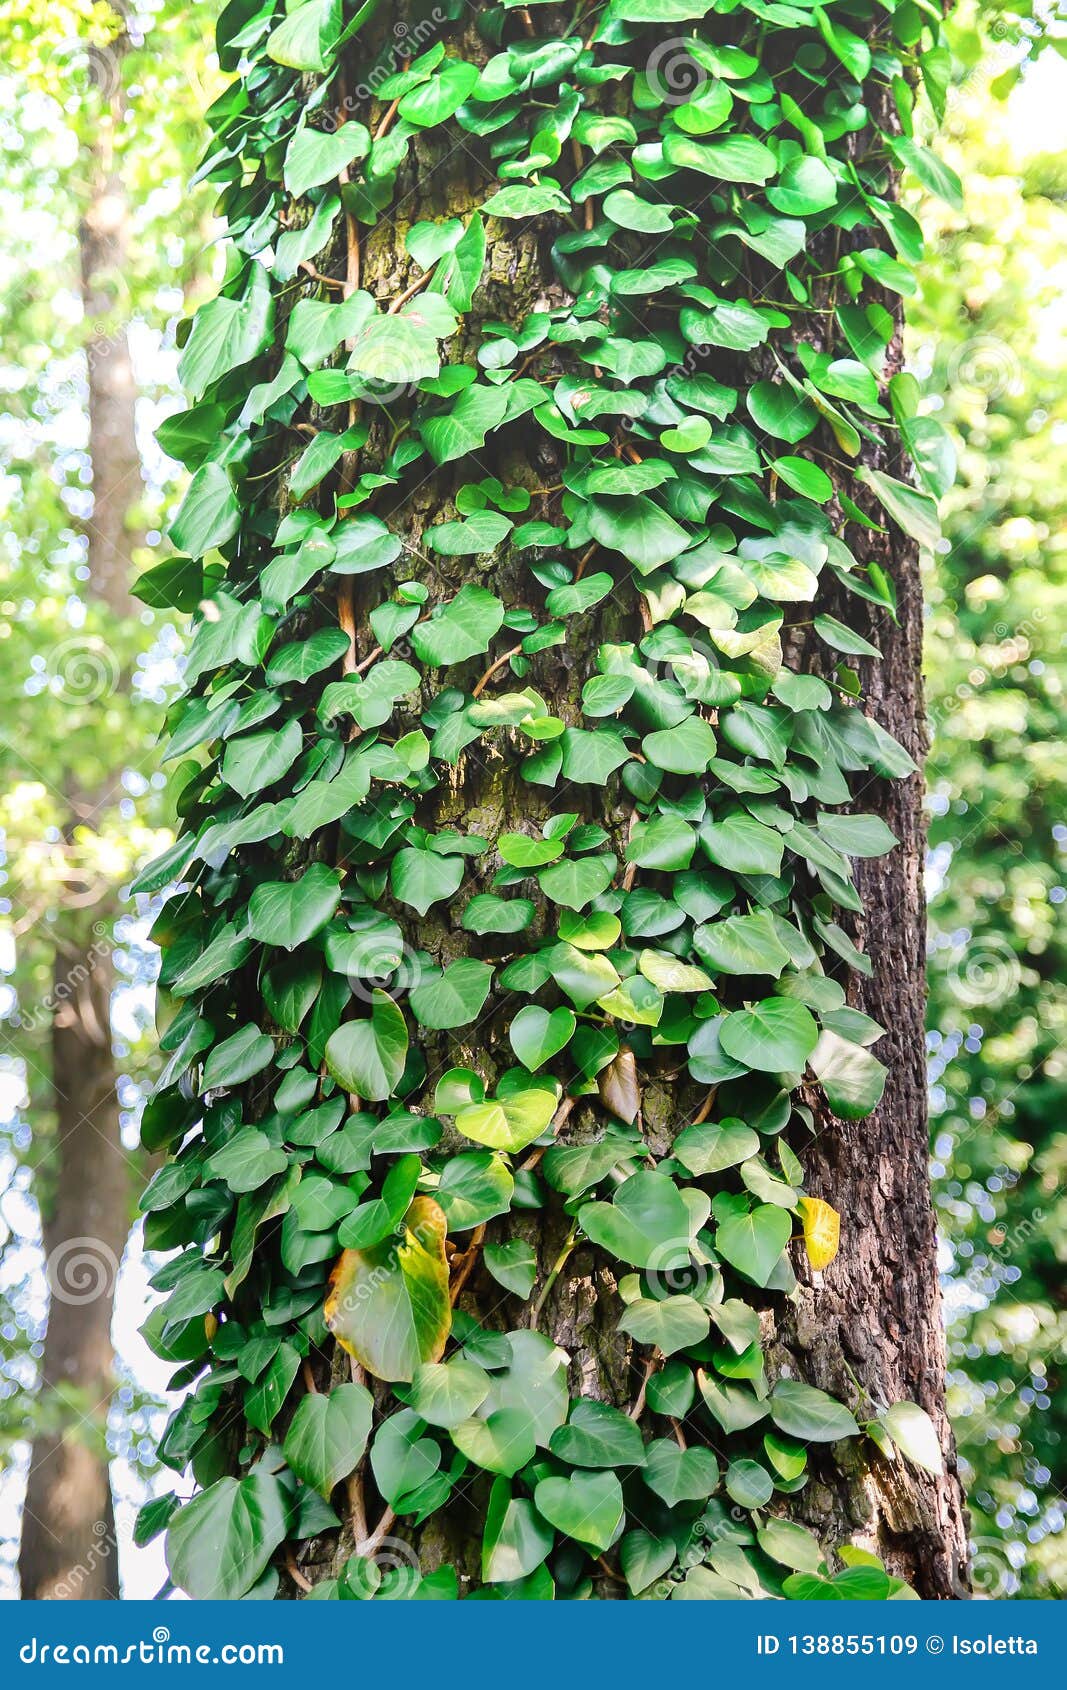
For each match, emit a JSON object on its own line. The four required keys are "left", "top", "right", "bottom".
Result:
{"left": 0, "top": 0, "right": 218, "bottom": 1582}
{"left": 914, "top": 0, "right": 1067, "bottom": 1599}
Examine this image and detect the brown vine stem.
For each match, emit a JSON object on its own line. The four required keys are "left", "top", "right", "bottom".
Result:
{"left": 298, "top": 262, "right": 344, "bottom": 290}
{"left": 354, "top": 643, "right": 382, "bottom": 674}
{"left": 361, "top": 1507, "right": 396, "bottom": 1557}
{"left": 338, "top": 577, "right": 359, "bottom": 676}
{"left": 335, "top": 62, "right": 361, "bottom": 297}
{"left": 670, "top": 1417, "right": 688, "bottom": 1450}
{"left": 472, "top": 643, "right": 524, "bottom": 698}
{"left": 528, "top": 1223, "right": 578, "bottom": 1328}
{"left": 691, "top": 1086, "right": 718, "bottom": 1125}
{"left": 620, "top": 810, "right": 640, "bottom": 893}
{"left": 333, "top": 60, "right": 365, "bottom": 682}
{"left": 373, "top": 57, "right": 407, "bottom": 142}
{"left": 346, "top": 1469, "right": 369, "bottom": 1546}
{"left": 628, "top": 1353, "right": 659, "bottom": 1421}
{"left": 448, "top": 1222, "right": 487, "bottom": 1306}
{"left": 344, "top": 1354, "right": 371, "bottom": 1542}
{"left": 388, "top": 266, "right": 435, "bottom": 313}
{"left": 519, "top": 1095, "right": 575, "bottom": 1172}
{"left": 301, "top": 1358, "right": 319, "bottom": 1395}
{"left": 573, "top": 540, "right": 598, "bottom": 581}
{"left": 285, "top": 1550, "right": 313, "bottom": 1593}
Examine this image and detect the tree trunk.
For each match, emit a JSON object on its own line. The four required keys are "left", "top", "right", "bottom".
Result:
{"left": 19, "top": 17, "right": 136, "bottom": 1602}
{"left": 282, "top": 12, "right": 966, "bottom": 1599}
{"left": 152, "top": 0, "right": 969, "bottom": 1604}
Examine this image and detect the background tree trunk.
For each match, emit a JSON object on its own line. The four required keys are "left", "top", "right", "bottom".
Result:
{"left": 18, "top": 16, "right": 136, "bottom": 1602}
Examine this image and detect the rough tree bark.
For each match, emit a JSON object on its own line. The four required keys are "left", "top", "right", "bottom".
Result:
{"left": 277, "top": 9, "right": 968, "bottom": 1600}
{"left": 18, "top": 18, "right": 136, "bottom": 1601}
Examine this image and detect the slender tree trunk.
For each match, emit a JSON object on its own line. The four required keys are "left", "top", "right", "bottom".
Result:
{"left": 276, "top": 13, "right": 967, "bottom": 1600}
{"left": 19, "top": 19, "right": 136, "bottom": 1602}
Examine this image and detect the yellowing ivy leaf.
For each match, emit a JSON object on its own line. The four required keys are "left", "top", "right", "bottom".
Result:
{"left": 798, "top": 1196, "right": 840, "bottom": 1271}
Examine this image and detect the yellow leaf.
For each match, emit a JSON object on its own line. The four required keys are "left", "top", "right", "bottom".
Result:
{"left": 325, "top": 1196, "right": 451, "bottom": 1382}
{"left": 799, "top": 1196, "right": 840, "bottom": 1271}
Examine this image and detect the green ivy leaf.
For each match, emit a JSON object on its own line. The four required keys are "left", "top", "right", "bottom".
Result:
{"left": 718, "top": 998, "right": 819, "bottom": 1071}
{"left": 166, "top": 1473, "right": 289, "bottom": 1601}
{"left": 618, "top": 1294, "right": 710, "bottom": 1355}
{"left": 769, "top": 1379, "right": 860, "bottom": 1442}
{"left": 324, "top": 991, "right": 409, "bottom": 1102}
{"left": 247, "top": 863, "right": 342, "bottom": 951}
{"left": 283, "top": 1383, "right": 374, "bottom": 1496}
{"left": 169, "top": 463, "right": 239, "bottom": 556}
{"left": 410, "top": 1358, "right": 491, "bottom": 1429}
{"left": 508, "top": 1005, "right": 576, "bottom": 1071}
{"left": 810, "top": 1030, "right": 888, "bottom": 1119}
{"left": 410, "top": 584, "right": 506, "bottom": 666}
{"left": 409, "top": 959, "right": 494, "bottom": 1030}
{"left": 579, "top": 1171, "right": 709, "bottom": 1270}
{"left": 533, "top": 1471, "right": 624, "bottom": 1553}
{"left": 715, "top": 1203, "right": 792, "bottom": 1287}
{"left": 455, "top": 1086, "right": 558, "bottom": 1153}
{"left": 284, "top": 121, "right": 371, "bottom": 199}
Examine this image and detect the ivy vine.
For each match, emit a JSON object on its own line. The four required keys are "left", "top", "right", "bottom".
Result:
{"left": 133, "top": 0, "right": 958, "bottom": 1601}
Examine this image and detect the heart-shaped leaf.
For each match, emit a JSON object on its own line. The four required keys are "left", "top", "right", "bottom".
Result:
{"left": 166, "top": 1473, "right": 289, "bottom": 1601}
{"left": 715, "top": 1203, "right": 792, "bottom": 1287}
{"left": 325, "top": 1196, "right": 451, "bottom": 1383}
{"left": 719, "top": 998, "right": 819, "bottom": 1072}
{"left": 324, "top": 991, "right": 409, "bottom": 1102}
{"left": 455, "top": 1086, "right": 558, "bottom": 1152}
{"left": 508, "top": 1006, "right": 576, "bottom": 1071}
{"left": 283, "top": 1383, "right": 374, "bottom": 1496}
{"left": 534, "top": 1471, "right": 624, "bottom": 1552}
{"left": 579, "top": 1171, "right": 709, "bottom": 1270}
